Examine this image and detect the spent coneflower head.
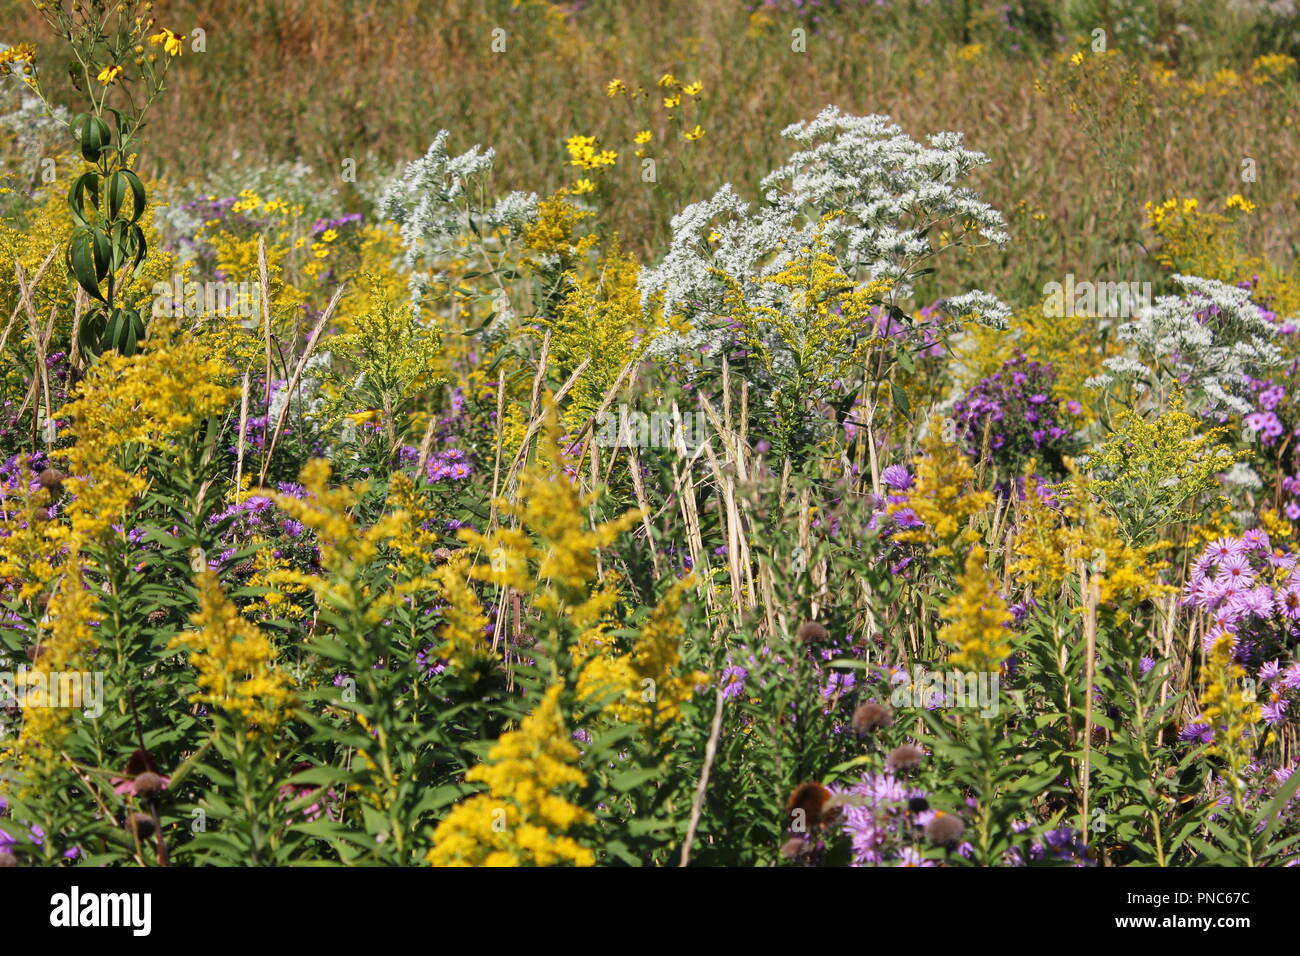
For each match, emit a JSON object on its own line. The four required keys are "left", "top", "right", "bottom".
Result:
{"left": 852, "top": 701, "right": 894, "bottom": 734}
{"left": 780, "top": 836, "right": 809, "bottom": 861}
{"left": 37, "top": 468, "right": 64, "bottom": 496}
{"left": 886, "top": 743, "right": 925, "bottom": 771}
{"left": 132, "top": 771, "right": 165, "bottom": 796}
{"left": 125, "top": 749, "right": 158, "bottom": 776}
{"left": 797, "top": 620, "right": 830, "bottom": 644}
{"left": 126, "top": 812, "right": 156, "bottom": 840}
{"left": 925, "top": 811, "right": 965, "bottom": 847}
{"left": 785, "top": 781, "right": 831, "bottom": 831}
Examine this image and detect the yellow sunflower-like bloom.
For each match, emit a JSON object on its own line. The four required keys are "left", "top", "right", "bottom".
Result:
{"left": 148, "top": 28, "right": 185, "bottom": 57}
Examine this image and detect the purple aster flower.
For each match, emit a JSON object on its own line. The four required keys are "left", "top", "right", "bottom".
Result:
{"left": 881, "top": 464, "right": 913, "bottom": 491}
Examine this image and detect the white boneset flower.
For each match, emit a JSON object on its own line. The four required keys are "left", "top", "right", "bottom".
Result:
{"left": 639, "top": 106, "right": 1009, "bottom": 366}
{"left": 379, "top": 130, "right": 538, "bottom": 317}
{"left": 1095, "top": 273, "right": 1283, "bottom": 413}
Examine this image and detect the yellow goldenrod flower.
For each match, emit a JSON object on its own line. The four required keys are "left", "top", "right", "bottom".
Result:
{"left": 430, "top": 553, "right": 491, "bottom": 669}
{"left": 1199, "top": 631, "right": 1261, "bottom": 793}
{"left": 169, "top": 572, "right": 296, "bottom": 731}
{"left": 427, "top": 684, "right": 595, "bottom": 867}
{"left": 888, "top": 419, "right": 992, "bottom": 557}
{"left": 578, "top": 576, "right": 708, "bottom": 726}
{"left": 939, "top": 547, "right": 1014, "bottom": 673}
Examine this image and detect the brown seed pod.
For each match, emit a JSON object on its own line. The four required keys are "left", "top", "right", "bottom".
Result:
{"left": 886, "top": 744, "right": 925, "bottom": 772}
{"left": 133, "top": 771, "right": 165, "bottom": 796}
{"left": 851, "top": 701, "right": 894, "bottom": 734}
{"left": 37, "top": 468, "right": 65, "bottom": 496}
{"left": 125, "top": 748, "right": 158, "bottom": 776}
{"left": 796, "top": 621, "right": 830, "bottom": 644}
{"left": 925, "top": 811, "right": 965, "bottom": 847}
{"left": 785, "top": 781, "right": 832, "bottom": 830}
{"left": 126, "top": 812, "right": 156, "bottom": 840}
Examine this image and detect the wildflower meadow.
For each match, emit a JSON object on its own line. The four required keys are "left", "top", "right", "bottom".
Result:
{"left": 1, "top": 0, "right": 1299, "bottom": 899}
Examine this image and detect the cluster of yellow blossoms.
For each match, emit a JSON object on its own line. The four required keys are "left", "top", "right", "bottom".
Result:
{"left": 578, "top": 575, "right": 708, "bottom": 727}
{"left": 169, "top": 572, "right": 295, "bottom": 730}
{"left": 1011, "top": 475, "right": 1172, "bottom": 620}
{"left": 888, "top": 420, "right": 992, "bottom": 558}
{"left": 1198, "top": 632, "right": 1262, "bottom": 786}
{"left": 427, "top": 684, "right": 595, "bottom": 866}
{"left": 938, "top": 546, "right": 1014, "bottom": 673}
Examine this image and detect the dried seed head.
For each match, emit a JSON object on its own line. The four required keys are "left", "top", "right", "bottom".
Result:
{"left": 796, "top": 621, "right": 830, "bottom": 644}
{"left": 147, "top": 609, "right": 168, "bottom": 625}
{"left": 37, "top": 468, "right": 65, "bottom": 495}
{"left": 851, "top": 701, "right": 893, "bottom": 734}
{"left": 925, "top": 811, "right": 965, "bottom": 847}
{"left": 125, "top": 748, "right": 158, "bottom": 776}
{"left": 886, "top": 744, "right": 925, "bottom": 772}
{"left": 785, "top": 781, "right": 832, "bottom": 830}
{"left": 126, "top": 812, "right": 156, "bottom": 840}
{"left": 133, "top": 771, "right": 164, "bottom": 796}
{"left": 780, "top": 837, "right": 808, "bottom": 861}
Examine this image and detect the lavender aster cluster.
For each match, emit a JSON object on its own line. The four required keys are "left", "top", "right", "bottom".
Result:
{"left": 952, "top": 351, "right": 1077, "bottom": 472}
{"left": 1183, "top": 533, "right": 1300, "bottom": 682}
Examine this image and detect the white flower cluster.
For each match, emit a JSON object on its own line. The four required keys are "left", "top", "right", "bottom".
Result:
{"left": 1087, "top": 273, "right": 1283, "bottom": 414}
{"left": 379, "top": 130, "right": 537, "bottom": 317}
{"left": 0, "top": 49, "right": 68, "bottom": 176}
{"left": 639, "top": 106, "right": 1010, "bottom": 359}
